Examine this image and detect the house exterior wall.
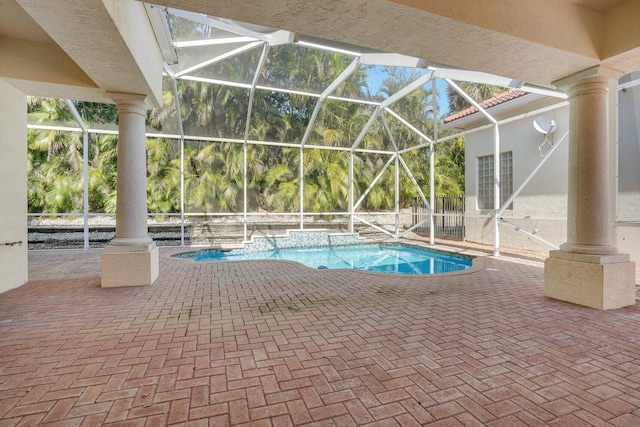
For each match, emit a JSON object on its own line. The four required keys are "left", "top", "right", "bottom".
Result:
{"left": 464, "top": 85, "right": 639, "bottom": 268}
{"left": 616, "top": 76, "right": 640, "bottom": 267}
{"left": 0, "top": 80, "right": 28, "bottom": 293}
{"left": 464, "top": 105, "right": 570, "bottom": 254}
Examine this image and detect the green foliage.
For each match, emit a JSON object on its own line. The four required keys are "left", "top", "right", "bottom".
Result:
{"left": 27, "top": 49, "right": 466, "bottom": 217}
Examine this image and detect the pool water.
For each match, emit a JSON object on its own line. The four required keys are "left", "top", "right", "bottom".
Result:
{"left": 179, "top": 243, "right": 473, "bottom": 275}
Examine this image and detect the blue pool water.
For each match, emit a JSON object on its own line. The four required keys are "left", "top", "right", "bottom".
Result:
{"left": 178, "top": 244, "right": 473, "bottom": 275}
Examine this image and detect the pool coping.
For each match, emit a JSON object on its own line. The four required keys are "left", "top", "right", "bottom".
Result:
{"left": 167, "top": 241, "right": 489, "bottom": 278}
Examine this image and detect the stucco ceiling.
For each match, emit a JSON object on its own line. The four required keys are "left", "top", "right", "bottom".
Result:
{"left": 0, "top": 0, "right": 639, "bottom": 103}
{"left": 149, "top": 0, "right": 640, "bottom": 88}
{"left": 0, "top": 0, "right": 163, "bottom": 104}
{"left": 0, "top": 0, "right": 52, "bottom": 43}
{"left": 564, "top": 0, "right": 626, "bottom": 11}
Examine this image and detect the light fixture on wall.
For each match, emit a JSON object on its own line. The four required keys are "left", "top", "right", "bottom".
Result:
{"left": 533, "top": 116, "right": 557, "bottom": 156}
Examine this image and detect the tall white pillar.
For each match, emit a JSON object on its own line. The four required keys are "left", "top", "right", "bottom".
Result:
{"left": 101, "top": 93, "right": 159, "bottom": 287}
{"left": 560, "top": 76, "right": 617, "bottom": 255}
{"left": 545, "top": 72, "right": 636, "bottom": 310}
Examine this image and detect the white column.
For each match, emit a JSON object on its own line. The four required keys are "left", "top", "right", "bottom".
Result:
{"left": 559, "top": 76, "right": 616, "bottom": 255}
{"left": 110, "top": 93, "right": 153, "bottom": 246}
{"left": 101, "top": 92, "right": 159, "bottom": 287}
{"left": 545, "top": 72, "right": 636, "bottom": 310}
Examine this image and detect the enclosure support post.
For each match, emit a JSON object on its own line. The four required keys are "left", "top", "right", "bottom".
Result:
{"left": 243, "top": 143, "right": 248, "bottom": 240}
{"left": 243, "top": 45, "right": 269, "bottom": 241}
{"left": 429, "top": 143, "right": 435, "bottom": 246}
{"left": 101, "top": 92, "right": 158, "bottom": 288}
{"left": 493, "top": 125, "right": 500, "bottom": 256}
{"left": 299, "top": 147, "right": 304, "bottom": 229}
{"left": 65, "top": 100, "right": 90, "bottom": 250}
{"left": 430, "top": 78, "right": 438, "bottom": 245}
{"left": 395, "top": 151, "right": 400, "bottom": 239}
{"left": 348, "top": 152, "right": 354, "bottom": 233}
{"left": 82, "top": 131, "right": 89, "bottom": 250}
{"left": 166, "top": 69, "right": 186, "bottom": 247}
{"left": 181, "top": 137, "right": 185, "bottom": 246}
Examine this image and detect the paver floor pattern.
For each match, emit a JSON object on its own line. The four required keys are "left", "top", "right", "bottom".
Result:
{"left": 1, "top": 249, "right": 640, "bottom": 426}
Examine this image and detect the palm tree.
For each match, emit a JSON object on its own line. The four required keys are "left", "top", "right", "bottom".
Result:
{"left": 26, "top": 39, "right": 473, "bottom": 222}
{"left": 146, "top": 138, "right": 181, "bottom": 213}
{"left": 260, "top": 146, "right": 299, "bottom": 211}
{"left": 302, "top": 149, "right": 349, "bottom": 214}
{"left": 27, "top": 97, "right": 84, "bottom": 213}
{"left": 353, "top": 153, "right": 395, "bottom": 211}
{"left": 88, "top": 133, "right": 118, "bottom": 213}
{"left": 263, "top": 159, "right": 298, "bottom": 212}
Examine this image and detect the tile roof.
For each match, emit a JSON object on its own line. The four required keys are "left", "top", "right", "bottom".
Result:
{"left": 444, "top": 89, "right": 529, "bottom": 123}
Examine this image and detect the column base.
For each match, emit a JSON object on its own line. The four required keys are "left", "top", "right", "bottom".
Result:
{"left": 101, "top": 242, "right": 159, "bottom": 288}
{"left": 544, "top": 250, "right": 636, "bottom": 310}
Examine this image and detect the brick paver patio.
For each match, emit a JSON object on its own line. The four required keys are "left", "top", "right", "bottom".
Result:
{"left": 2, "top": 247, "right": 640, "bottom": 426}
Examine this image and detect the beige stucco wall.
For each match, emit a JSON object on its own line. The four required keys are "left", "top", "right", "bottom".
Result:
{"left": 464, "top": 86, "right": 639, "bottom": 269}
{"left": 0, "top": 80, "right": 27, "bottom": 293}
{"left": 464, "top": 105, "right": 570, "bottom": 253}
{"left": 618, "top": 73, "right": 640, "bottom": 220}
{"left": 616, "top": 73, "right": 640, "bottom": 269}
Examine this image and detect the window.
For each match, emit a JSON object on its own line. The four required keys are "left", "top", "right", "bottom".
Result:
{"left": 477, "top": 151, "right": 513, "bottom": 210}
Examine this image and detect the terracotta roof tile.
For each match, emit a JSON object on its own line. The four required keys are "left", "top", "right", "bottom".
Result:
{"left": 444, "top": 89, "right": 529, "bottom": 123}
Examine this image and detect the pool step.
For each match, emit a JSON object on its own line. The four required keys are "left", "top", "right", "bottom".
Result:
{"left": 242, "top": 229, "right": 366, "bottom": 252}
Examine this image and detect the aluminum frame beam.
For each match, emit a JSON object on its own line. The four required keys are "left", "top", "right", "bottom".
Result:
{"left": 384, "top": 108, "right": 433, "bottom": 144}
{"left": 408, "top": 100, "right": 568, "bottom": 154}
{"left": 353, "top": 215, "right": 395, "bottom": 238}
{"left": 381, "top": 114, "right": 399, "bottom": 152}
{"left": 381, "top": 114, "right": 401, "bottom": 238}
{"left": 30, "top": 6, "right": 607, "bottom": 256}
{"left": 493, "top": 124, "right": 500, "bottom": 256}
{"left": 430, "top": 65, "right": 522, "bottom": 90}
{"left": 430, "top": 77, "right": 438, "bottom": 245}
{"left": 351, "top": 71, "right": 434, "bottom": 151}
{"left": 498, "top": 219, "right": 560, "bottom": 250}
{"left": 164, "top": 63, "right": 187, "bottom": 246}
{"left": 243, "top": 44, "right": 270, "bottom": 240}
{"left": 173, "top": 37, "right": 256, "bottom": 48}
{"left": 381, "top": 112, "right": 430, "bottom": 210}
{"left": 360, "top": 53, "right": 427, "bottom": 68}
{"left": 496, "top": 131, "right": 569, "bottom": 217}
{"left": 399, "top": 216, "right": 430, "bottom": 238}
{"left": 445, "top": 78, "right": 498, "bottom": 125}
{"left": 175, "top": 41, "right": 263, "bottom": 77}
{"left": 353, "top": 154, "right": 396, "bottom": 211}
{"left": 397, "top": 154, "right": 429, "bottom": 209}
{"left": 64, "top": 100, "right": 90, "bottom": 250}
{"left": 167, "top": 8, "right": 293, "bottom": 44}
{"left": 300, "top": 58, "right": 360, "bottom": 148}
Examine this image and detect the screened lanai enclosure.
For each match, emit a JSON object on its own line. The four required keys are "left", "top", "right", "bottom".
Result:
{"left": 26, "top": 6, "right": 568, "bottom": 250}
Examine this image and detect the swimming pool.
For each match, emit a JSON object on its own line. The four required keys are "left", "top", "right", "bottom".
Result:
{"left": 177, "top": 243, "right": 473, "bottom": 275}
